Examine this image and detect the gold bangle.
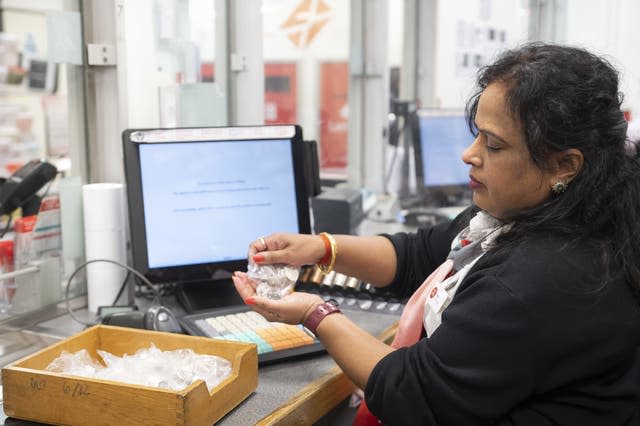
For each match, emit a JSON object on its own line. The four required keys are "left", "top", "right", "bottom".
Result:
{"left": 317, "top": 232, "right": 337, "bottom": 274}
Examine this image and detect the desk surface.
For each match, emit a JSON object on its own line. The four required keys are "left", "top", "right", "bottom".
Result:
{"left": 228, "top": 309, "right": 398, "bottom": 425}
{"left": 0, "top": 206, "right": 439, "bottom": 425}
{"left": 0, "top": 302, "right": 399, "bottom": 425}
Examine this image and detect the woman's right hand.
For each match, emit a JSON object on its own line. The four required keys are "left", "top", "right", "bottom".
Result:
{"left": 249, "top": 233, "right": 326, "bottom": 267}
{"left": 232, "top": 271, "right": 324, "bottom": 325}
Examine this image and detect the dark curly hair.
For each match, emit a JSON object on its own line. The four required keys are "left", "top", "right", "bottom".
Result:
{"left": 465, "top": 42, "right": 640, "bottom": 299}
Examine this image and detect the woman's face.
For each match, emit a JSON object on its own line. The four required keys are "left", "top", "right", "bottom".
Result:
{"left": 462, "top": 82, "right": 555, "bottom": 219}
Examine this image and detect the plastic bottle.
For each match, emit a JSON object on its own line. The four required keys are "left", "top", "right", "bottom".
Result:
{"left": 0, "top": 239, "right": 15, "bottom": 313}
{"left": 11, "top": 215, "right": 38, "bottom": 312}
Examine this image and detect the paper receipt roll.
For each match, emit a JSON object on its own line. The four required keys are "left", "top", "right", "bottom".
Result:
{"left": 82, "top": 183, "right": 128, "bottom": 313}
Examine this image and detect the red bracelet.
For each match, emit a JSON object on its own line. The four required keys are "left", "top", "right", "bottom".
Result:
{"left": 318, "top": 232, "right": 332, "bottom": 265}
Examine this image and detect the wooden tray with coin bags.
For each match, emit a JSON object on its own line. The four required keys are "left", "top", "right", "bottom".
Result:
{"left": 1, "top": 325, "right": 258, "bottom": 426}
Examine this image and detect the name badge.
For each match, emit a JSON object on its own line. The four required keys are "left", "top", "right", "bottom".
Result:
{"left": 427, "top": 284, "right": 450, "bottom": 313}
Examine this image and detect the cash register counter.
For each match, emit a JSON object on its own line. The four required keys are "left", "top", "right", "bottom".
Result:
{"left": 0, "top": 204, "right": 461, "bottom": 425}
{"left": 0, "top": 293, "right": 399, "bottom": 425}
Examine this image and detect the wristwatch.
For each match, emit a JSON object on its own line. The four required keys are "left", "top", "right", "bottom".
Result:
{"left": 303, "top": 299, "right": 341, "bottom": 335}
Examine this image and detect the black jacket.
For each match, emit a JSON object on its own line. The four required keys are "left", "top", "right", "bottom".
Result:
{"left": 366, "top": 209, "right": 640, "bottom": 426}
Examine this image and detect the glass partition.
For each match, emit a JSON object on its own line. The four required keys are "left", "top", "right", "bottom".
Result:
{"left": 120, "top": 0, "right": 228, "bottom": 129}
{"left": 0, "top": 0, "right": 88, "bottom": 317}
{"left": 0, "top": 2, "right": 85, "bottom": 176}
{"left": 262, "top": 0, "right": 350, "bottom": 176}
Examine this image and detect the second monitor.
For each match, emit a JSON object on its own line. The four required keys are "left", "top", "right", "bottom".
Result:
{"left": 412, "top": 109, "right": 474, "bottom": 207}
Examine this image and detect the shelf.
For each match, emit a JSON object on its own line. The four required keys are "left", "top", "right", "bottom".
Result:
{"left": 0, "top": 84, "right": 42, "bottom": 96}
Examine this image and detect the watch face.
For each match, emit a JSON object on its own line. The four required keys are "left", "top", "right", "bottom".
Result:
{"left": 326, "top": 298, "right": 339, "bottom": 307}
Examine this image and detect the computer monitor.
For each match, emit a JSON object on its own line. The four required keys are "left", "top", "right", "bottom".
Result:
{"left": 122, "top": 125, "right": 312, "bottom": 309}
{"left": 412, "top": 109, "right": 474, "bottom": 206}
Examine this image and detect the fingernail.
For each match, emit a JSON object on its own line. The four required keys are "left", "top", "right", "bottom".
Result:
{"left": 252, "top": 254, "right": 265, "bottom": 263}
{"left": 245, "top": 297, "right": 256, "bottom": 305}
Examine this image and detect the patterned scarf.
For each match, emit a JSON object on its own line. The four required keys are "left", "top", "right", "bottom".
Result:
{"left": 423, "top": 210, "right": 505, "bottom": 337}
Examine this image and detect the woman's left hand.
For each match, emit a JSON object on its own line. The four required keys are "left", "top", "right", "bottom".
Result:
{"left": 232, "top": 271, "right": 324, "bottom": 324}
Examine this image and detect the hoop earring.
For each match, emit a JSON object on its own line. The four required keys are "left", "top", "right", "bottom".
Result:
{"left": 551, "top": 181, "right": 567, "bottom": 195}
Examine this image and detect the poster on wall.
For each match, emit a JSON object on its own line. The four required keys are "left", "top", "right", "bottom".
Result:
{"left": 319, "top": 62, "right": 348, "bottom": 172}
{"left": 455, "top": 20, "right": 507, "bottom": 77}
{"left": 265, "top": 63, "right": 297, "bottom": 125}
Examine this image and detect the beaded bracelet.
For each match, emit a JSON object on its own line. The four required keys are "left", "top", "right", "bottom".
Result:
{"left": 317, "top": 232, "right": 337, "bottom": 274}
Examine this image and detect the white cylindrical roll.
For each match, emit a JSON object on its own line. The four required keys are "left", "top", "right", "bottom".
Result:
{"left": 82, "top": 183, "right": 128, "bottom": 313}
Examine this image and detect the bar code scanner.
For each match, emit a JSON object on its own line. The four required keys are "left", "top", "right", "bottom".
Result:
{"left": 101, "top": 305, "right": 182, "bottom": 333}
{"left": 0, "top": 159, "right": 58, "bottom": 216}
{"left": 65, "top": 258, "right": 183, "bottom": 334}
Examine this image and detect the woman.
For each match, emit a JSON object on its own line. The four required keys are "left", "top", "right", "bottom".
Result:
{"left": 232, "top": 43, "right": 640, "bottom": 425}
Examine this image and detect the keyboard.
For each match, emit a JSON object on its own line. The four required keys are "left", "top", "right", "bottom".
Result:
{"left": 179, "top": 305, "right": 324, "bottom": 364}
{"left": 179, "top": 267, "right": 406, "bottom": 364}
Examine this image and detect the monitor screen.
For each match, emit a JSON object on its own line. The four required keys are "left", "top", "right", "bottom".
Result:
{"left": 413, "top": 109, "right": 474, "bottom": 205}
{"left": 122, "top": 125, "right": 311, "bottom": 284}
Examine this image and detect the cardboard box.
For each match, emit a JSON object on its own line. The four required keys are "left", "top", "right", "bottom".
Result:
{"left": 1, "top": 325, "right": 258, "bottom": 426}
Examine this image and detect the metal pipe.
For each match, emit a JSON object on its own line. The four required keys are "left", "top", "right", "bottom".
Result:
{"left": 0, "top": 265, "right": 39, "bottom": 281}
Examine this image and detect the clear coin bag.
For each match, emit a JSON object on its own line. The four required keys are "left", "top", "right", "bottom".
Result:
{"left": 246, "top": 263, "right": 299, "bottom": 300}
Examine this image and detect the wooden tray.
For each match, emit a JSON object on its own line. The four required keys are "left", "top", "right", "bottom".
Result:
{"left": 1, "top": 325, "right": 258, "bottom": 426}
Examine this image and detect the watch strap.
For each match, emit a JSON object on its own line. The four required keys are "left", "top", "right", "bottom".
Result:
{"left": 303, "top": 300, "right": 341, "bottom": 335}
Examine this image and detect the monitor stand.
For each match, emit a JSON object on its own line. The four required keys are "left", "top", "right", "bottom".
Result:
{"left": 175, "top": 278, "right": 244, "bottom": 314}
